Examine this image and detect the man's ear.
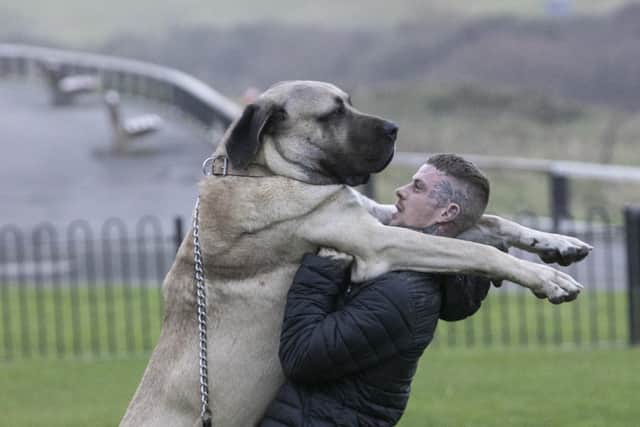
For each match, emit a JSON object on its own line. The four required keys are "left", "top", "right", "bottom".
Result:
{"left": 441, "top": 203, "right": 461, "bottom": 222}
{"left": 225, "top": 101, "right": 276, "bottom": 169}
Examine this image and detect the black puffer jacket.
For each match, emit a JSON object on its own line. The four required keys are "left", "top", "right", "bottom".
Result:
{"left": 259, "top": 254, "right": 490, "bottom": 427}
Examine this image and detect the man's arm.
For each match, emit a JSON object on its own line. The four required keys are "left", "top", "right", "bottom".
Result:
{"left": 438, "top": 275, "right": 491, "bottom": 321}
{"left": 278, "top": 254, "right": 433, "bottom": 383}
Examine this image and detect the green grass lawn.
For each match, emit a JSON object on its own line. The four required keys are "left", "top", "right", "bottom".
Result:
{"left": 0, "top": 355, "right": 149, "bottom": 427}
{"left": 0, "top": 285, "right": 629, "bottom": 361}
{"left": 0, "top": 278, "right": 634, "bottom": 425}
{"left": 1, "top": 347, "right": 638, "bottom": 427}
{"left": 400, "top": 347, "right": 640, "bottom": 427}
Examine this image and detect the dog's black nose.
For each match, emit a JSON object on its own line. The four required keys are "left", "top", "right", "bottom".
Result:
{"left": 383, "top": 121, "right": 398, "bottom": 141}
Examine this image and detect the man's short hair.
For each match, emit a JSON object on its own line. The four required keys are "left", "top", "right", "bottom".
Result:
{"left": 426, "top": 154, "right": 490, "bottom": 232}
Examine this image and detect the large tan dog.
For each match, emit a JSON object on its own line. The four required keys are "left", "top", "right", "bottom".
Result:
{"left": 120, "top": 81, "right": 590, "bottom": 426}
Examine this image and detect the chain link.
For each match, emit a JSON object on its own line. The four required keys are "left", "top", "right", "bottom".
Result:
{"left": 193, "top": 196, "right": 212, "bottom": 427}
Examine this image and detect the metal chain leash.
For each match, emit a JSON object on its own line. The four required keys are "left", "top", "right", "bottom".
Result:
{"left": 190, "top": 155, "right": 229, "bottom": 427}
{"left": 193, "top": 195, "right": 212, "bottom": 427}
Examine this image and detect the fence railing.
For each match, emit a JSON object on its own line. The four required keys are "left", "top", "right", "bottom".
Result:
{"left": 625, "top": 206, "right": 640, "bottom": 346}
{"left": 0, "top": 43, "right": 241, "bottom": 132}
{"left": 0, "top": 208, "right": 635, "bottom": 361}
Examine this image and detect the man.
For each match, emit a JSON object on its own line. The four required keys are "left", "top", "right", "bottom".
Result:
{"left": 259, "top": 154, "right": 493, "bottom": 426}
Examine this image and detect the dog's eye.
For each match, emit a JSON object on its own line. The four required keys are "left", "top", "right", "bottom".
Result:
{"left": 318, "top": 104, "right": 345, "bottom": 122}
{"left": 273, "top": 108, "right": 288, "bottom": 122}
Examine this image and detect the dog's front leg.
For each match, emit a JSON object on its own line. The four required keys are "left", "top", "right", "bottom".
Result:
{"left": 459, "top": 215, "right": 593, "bottom": 266}
{"left": 350, "top": 191, "right": 396, "bottom": 225}
{"left": 298, "top": 194, "right": 583, "bottom": 304}
{"left": 356, "top": 193, "right": 592, "bottom": 267}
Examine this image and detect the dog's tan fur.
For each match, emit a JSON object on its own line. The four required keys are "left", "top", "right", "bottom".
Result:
{"left": 120, "top": 81, "right": 588, "bottom": 426}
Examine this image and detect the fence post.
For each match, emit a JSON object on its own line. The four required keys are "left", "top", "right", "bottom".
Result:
{"left": 624, "top": 205, "right": 640, "bottom": 346}
{"left": 549, "top": 173, "right": 570, "bottom": 232}
{"left": 174, "top": 216, "right": 184, "bottom": 253}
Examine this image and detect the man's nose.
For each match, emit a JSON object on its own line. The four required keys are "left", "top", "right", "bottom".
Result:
{"left": 395, "top": 186, "right": 406, "bottom": 199}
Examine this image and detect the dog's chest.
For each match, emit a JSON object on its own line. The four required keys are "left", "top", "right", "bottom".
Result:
{"left": 196, "top": 176, "right": 342, "bottom": 271}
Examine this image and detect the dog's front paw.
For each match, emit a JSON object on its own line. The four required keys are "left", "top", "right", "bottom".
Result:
{"left": 525, "top": 232, "right": 592, "bottom": 266}
{"left": 519, "top": 260, "right": 584, "bottom": 304}
{"left": 317, "top": 247, "right": 354, "bottom": 268}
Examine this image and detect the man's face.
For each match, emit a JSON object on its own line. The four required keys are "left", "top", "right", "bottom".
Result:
{"left": 389, "top": 164, "right": 454, "bottom": 230}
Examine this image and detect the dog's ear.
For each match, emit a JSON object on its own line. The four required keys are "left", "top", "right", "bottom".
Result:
{"left": 225, "top": 102, "right": 276, "bottom": 169}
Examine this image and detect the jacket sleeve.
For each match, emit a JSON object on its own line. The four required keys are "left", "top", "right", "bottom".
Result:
{"left": 278, "top": 254, "right": 416, "bottom": 384}
{"left": 438, "top": 274, "right": 490, "bottom": 321}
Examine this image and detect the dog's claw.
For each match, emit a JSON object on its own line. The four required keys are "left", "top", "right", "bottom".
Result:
{"left": 532, "top": 290, "right": 547, "bottom": 299}
{"left": 491, "top": 279, "right": 504, "bottom": 288}
{"left": 564, "top": 292, "right": 579, "bottom": 302}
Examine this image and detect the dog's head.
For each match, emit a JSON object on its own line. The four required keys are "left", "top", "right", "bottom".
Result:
{"left": 220, "top": 81, "right": 397, "bottom": 186}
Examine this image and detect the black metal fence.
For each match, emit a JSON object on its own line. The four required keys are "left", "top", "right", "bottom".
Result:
{"left": 434, "top": 207, "right": 630, "bottom": 349}
{"left": 0, "top": 208, "right": 637, "bottom": 361}
{"left": 0, "top": 216, "right": 178, "bottom": 361}
{"left": 625, "top": 206, "right": 640, "bottom": 346}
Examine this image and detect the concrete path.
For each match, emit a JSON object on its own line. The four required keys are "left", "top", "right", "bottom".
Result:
{"left": 0, "top": 80, "right": 213, "bottom": 230}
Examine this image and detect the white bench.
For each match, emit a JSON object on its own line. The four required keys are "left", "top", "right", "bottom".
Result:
{"left": 104, "top": 90, "right": 163, "bottom": 154}
{"left": 37, "top": 59, "right": 101, "bottom": 105}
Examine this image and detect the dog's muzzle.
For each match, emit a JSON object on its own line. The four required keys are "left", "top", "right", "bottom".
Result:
{"left": 383, "top": 121, "right": 398, "bottom": 142}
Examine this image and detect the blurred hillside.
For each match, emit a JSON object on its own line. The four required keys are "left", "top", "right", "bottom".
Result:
{"left": 84, "top": 2, "right": 640, "bottom": 111}
{"left": 4, "top": 2, "right": 640, "bottom": 111}
{"left": 0, "top": 0, "right": 630, "bottom": 45}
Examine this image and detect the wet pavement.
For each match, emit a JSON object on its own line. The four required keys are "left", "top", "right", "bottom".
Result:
{"left": 0, "top": 80, "right": 215, "bottom": 230}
